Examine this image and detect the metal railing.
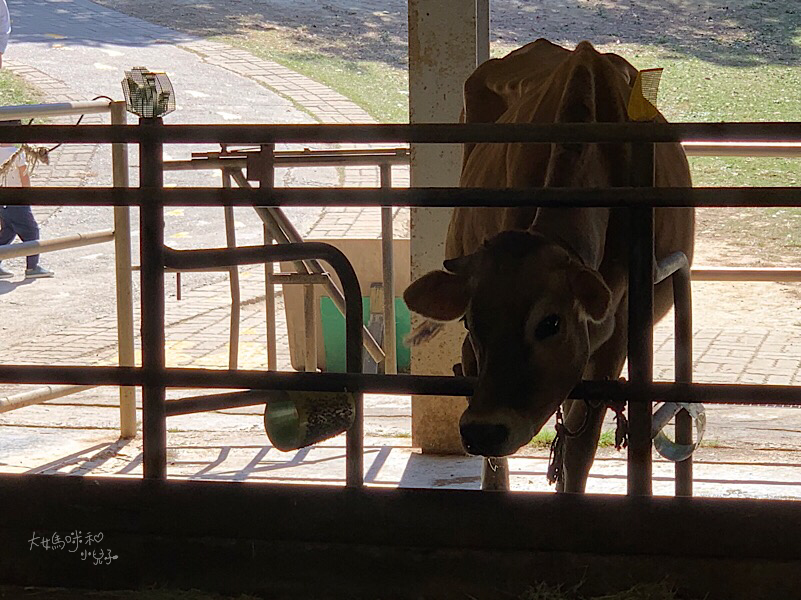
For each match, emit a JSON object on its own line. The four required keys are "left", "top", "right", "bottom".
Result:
{"left": 160, "top": 140, "right": 801, "bottom": 381}
{"left": 0, "top": 121, "right": 800, "bottom": 496}
{"left": 163, "top": 146, "right": 407, "bottom": 374}
{"left": 0, "top": 101, "right": 136, "bottom": 439}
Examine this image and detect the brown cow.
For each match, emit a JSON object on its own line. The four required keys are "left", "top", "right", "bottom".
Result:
{"left": 404, "top": 39, "right": 694, "bottom": 493}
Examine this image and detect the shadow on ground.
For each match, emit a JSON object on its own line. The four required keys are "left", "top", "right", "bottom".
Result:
{"left": 87, "top": 0, "right": 800, "bottom": 67}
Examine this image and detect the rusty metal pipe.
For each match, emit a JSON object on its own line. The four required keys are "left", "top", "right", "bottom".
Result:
{"left": 6, "top": 186, "right": 801, "bottom": 208}
{"left": 655, "top": 251, "right": 694, "bottom": 496}
{"left": 691, "top": 267, "right": 801, "bottom": 281}
{"left": 230, "top": 171, "right": 384, "bottom": 363}
{"left": 139, "top": 117, "right": 167, "bottom": 480}
{"left": 5, "top": 122, "right": 801, "bottom": 145}
{"left": 674, "top": 261, "right": 694, "bottom": 497}
{"left": 162, "top": 242, "right": 365, "bottom": 488}
{"left": 379, "top": 163, "right": 397, "bottom": 375}
{"left": 4, "top": 365, "right": 801, "bottom": 405}
{"left": 627, "top": 142, "right": 655, "bottom": 497}
{"left": 222, "top": 170, "right": 241, "bottom": 370}
{"left": 164, "top": 153, "right": 410, "bottom": 171}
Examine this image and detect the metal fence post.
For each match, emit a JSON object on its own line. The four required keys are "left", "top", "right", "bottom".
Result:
{"left": 111, "top": 102, "right": 136, "bottom": 439}
{"left": 264, "top": 225, "right": 277, "bottom": 371}
{"left": 627, "top": 142, "right": 655, "bottom": 496}
{"left": 139, "top": 117, "right": 167, "bottom": 479}
{"left": 674, "top": 266, "right": 694, "bottom": 496}
{"left": 344, "top": 264, "right": 364, "bottom": 489}
{"left": 303, "top": 284, "right": 318, "bottom": 372}
{"left": 379, "top": 163, "right": 397, "bottom": 375}
{"left": 259, "top": 145, "right": 278, "bottom": 371}
{"left": 222, "top": 168, "right": 240, "bottom": 370}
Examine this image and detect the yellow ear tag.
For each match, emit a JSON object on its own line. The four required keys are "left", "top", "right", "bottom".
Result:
{"left": 627, "top": 68, "right": 663, "bottom": 122}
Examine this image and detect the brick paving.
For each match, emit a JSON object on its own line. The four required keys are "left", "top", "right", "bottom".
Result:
{"left": 3, "top": 62, "right": 105, "bottom": 196}
{"left": 179, "top": 36, "right": 411, "bottom": 240}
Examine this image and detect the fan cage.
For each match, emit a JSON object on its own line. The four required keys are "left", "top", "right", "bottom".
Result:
{"left": 122, "top": 67, "right": 176, "bottom": 119}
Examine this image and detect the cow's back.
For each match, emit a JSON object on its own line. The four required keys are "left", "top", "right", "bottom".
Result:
{"left": 446, "top": 39, "right": 693, "bottom": 271}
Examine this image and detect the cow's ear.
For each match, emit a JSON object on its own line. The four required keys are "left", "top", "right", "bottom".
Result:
{"left": 443, "top": 254, "right": 471, "bottom": 274}
{"left": 404, "top": 270, "right": 470, "bottom": 322}
{"left": 571, "top": 266, "right": 612, "bottom": 323}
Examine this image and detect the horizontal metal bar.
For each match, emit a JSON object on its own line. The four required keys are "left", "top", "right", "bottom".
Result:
{"left": 0, "top": 384, "right": 94, "bottom": 412}
{"left": 0, "top": 100, "right": 112, "bottom": 121}
{"left": 0, "top": 365, "right": 462, "bottom": 392}
{"left": 0, "top": 229, "right": 113, "bottom": 260}
{"left": 4, "top": 122, "right": 801, "bottom": 145}
{"left": 161, "top": 146, "right": 801, "bottom": 176}
{"left": 269, "top": 273, "right": 330, "bottom": 285}
{"left": 165, "top": 389, "right": 262, "bottom": 416}
{"left": 131, "top": 265, "right": 234, "bottom": 273}
{"left": 162, "top": 145, "right": 800, "bottom": 177}
{"left": 166, "top": 152, "right": 410, "bottom": 172}
{"left": 691, "top": 267, "right": 801, "bottom": 282}
{"left": 655, "top": 252, "right": 689, "bottom": 285}
{"left": 163, "top": 242, "right": 352, "bottom": 272}
{"left": 4, "top": 187, "right": 801, "bottom": 208}
{"left": 683, "top": 141, "right": 801, "bottom": 157}
{"left": 1, "top": 365, "right": 801, "bottom": 406}
{"left": 193, "top": 147, "right": 409, "bottom": 159}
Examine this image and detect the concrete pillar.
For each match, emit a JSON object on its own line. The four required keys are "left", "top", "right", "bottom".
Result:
{"left": 408, "top": 0, "right": 489, "bottom": 454}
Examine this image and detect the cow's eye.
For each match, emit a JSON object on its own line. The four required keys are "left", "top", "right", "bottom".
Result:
{"left": 534, "top": 314, "right": 560, "bottom": 340}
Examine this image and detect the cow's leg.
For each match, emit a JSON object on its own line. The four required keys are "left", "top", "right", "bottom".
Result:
{"left": 559, "top": 307, "right": 628, "bottom": 493}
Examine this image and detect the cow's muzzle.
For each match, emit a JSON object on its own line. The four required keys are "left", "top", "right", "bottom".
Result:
{"left": 460, "top": 422, "right": 511, "bottom": 457}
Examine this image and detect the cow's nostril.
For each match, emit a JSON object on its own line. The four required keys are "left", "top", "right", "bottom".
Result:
{"left": 460, "top": 422, "right": 510, "bottom": 453}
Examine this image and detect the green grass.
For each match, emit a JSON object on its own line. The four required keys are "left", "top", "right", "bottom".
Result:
{"left": 222, "top": 33, "right": 801, "bottom": 155}
{"left": 489, "top": 41, "right": 801, "bottom": 190}
{"left": 87, "top": 0, "right": 801, "bottom": 262}
{"left": 222, "top": 30, "right": 409, "bottom": 123}
{"left": 0, "top": 69, "right": 43, "bottom": 108}
{"left": 224, "top": 33, "right": 801, "bottom": 262}
{"left": 528, "top": 428, "right": 558, "bottom": 448}
{"left": 603, "top": 46, "right": 801, "bottom": 262}
{"left": 528, "top": 429, "right": 617, "bottom": 449}
{"left": 611, "top": 44, "right": 801, "bottom": 191}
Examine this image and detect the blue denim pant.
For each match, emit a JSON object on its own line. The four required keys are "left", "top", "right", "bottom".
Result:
{"left": 0, "top": 205, "right": 40, "bottom": 269}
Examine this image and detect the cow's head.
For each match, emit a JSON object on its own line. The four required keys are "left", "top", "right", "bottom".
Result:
{"left": 404, "top": 231, "right": 612, "bottom": 457}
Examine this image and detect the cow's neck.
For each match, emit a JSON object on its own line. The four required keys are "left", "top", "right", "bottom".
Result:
{"left": 530, "top": 208, "right": 609, "bottom": 270}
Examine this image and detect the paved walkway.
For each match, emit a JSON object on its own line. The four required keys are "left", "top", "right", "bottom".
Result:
{"left": 1, "top": 0, "right": 801, "bottom": 497}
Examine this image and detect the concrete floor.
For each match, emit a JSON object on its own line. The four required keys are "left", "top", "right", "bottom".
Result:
{"left": 4, "top": 383, "right": 801, "bottom": 499}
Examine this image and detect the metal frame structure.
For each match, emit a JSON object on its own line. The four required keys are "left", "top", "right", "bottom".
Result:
{"left": 162, "top": 141, "right": 801, "bottom": 387}
{"left": 0, "top": 101, "right": 137, "bottom": 439}
{"left": 1, "top": 121, "right": 800, "bottom": 496}
{"left": 161, "top": 141, "right": 801, "bottom": 405}
{"left": 164, "top": 145, "right": 407, "bottom": 375}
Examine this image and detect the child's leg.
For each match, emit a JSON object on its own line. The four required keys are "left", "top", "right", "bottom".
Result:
{"left": 6, "top": 205, "right": 40, "bottom": 269}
